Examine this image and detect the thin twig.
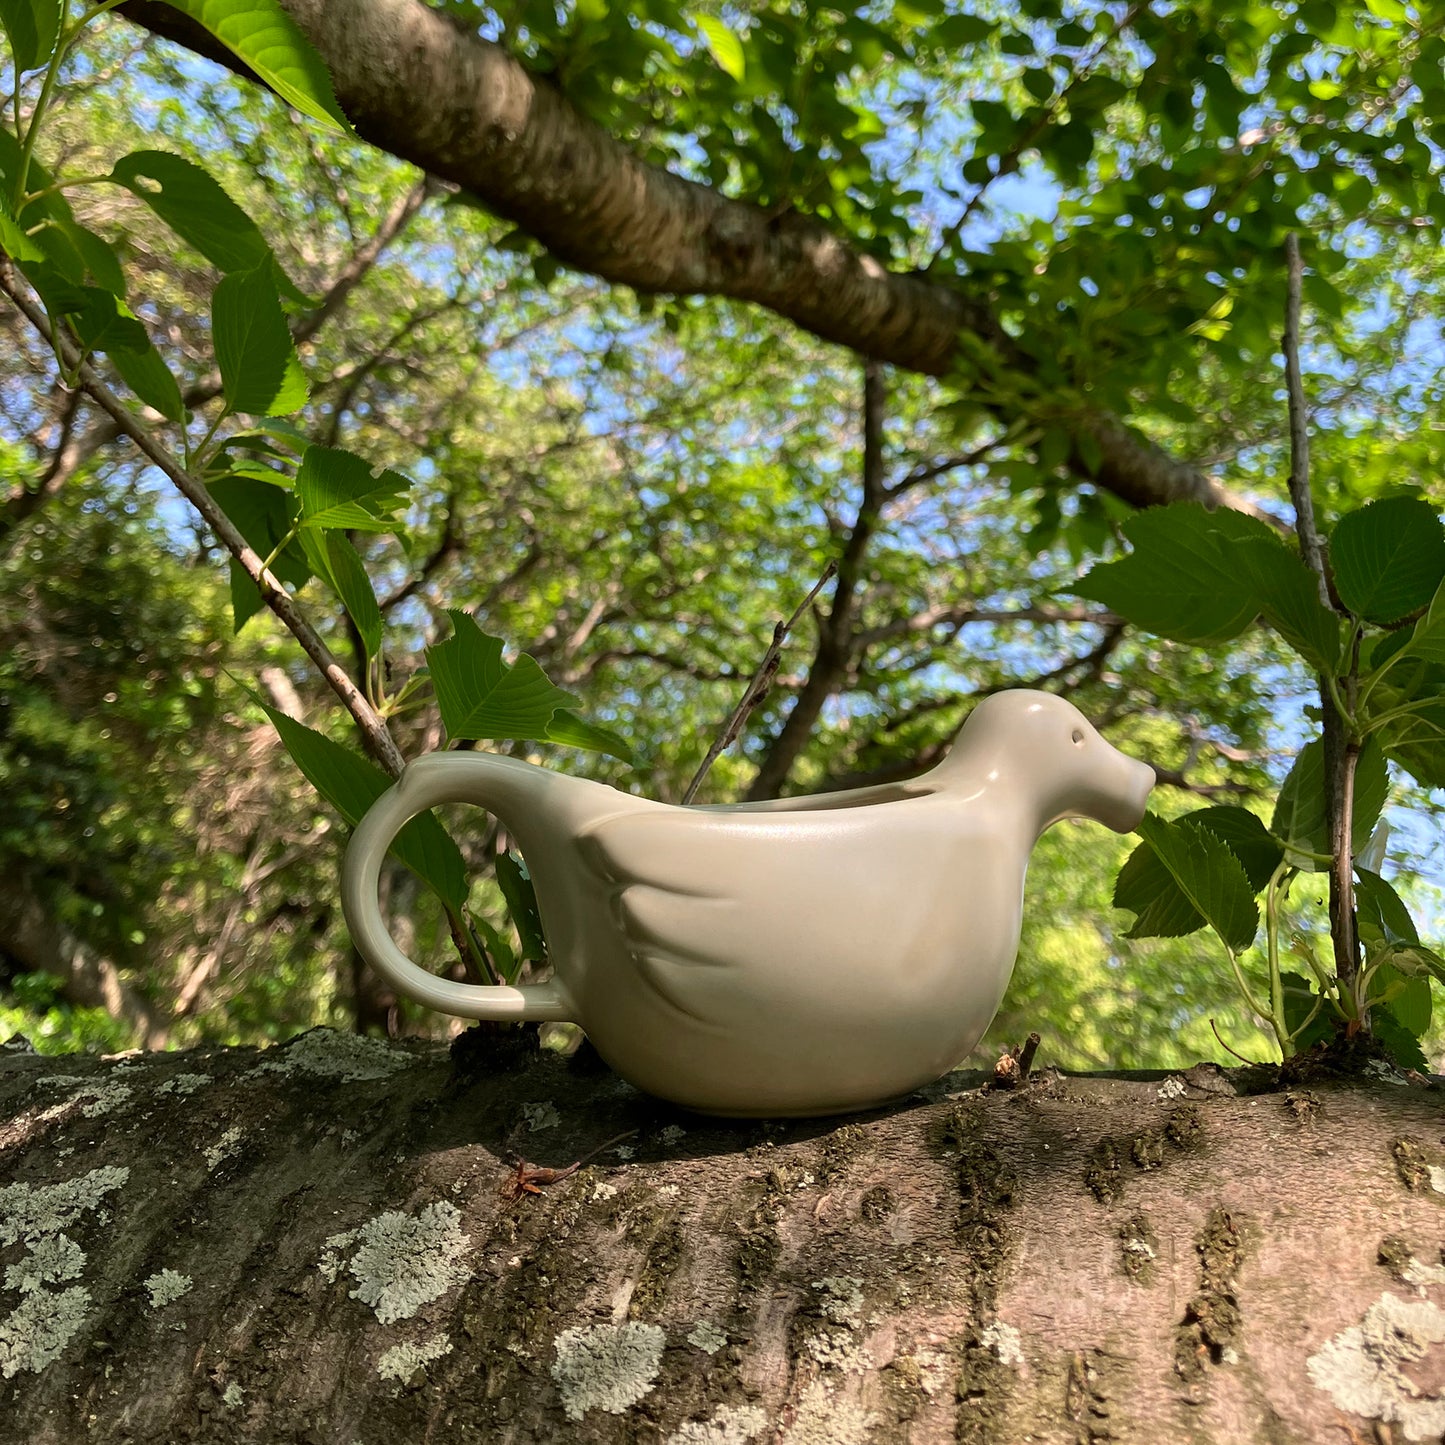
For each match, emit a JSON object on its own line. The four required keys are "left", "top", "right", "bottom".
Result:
{"left": 1284, "top": 233, "right": 1359, "bottom": 993}
{"left": 0, "top": 261, "right": 407, "bottom": 777}
{"left": 1016, "top": 1031, "right": 1041, "bottom": 1081}
{"left": 502, "top": 1129, "right": 640, "bottom": 1200}
{"left": 1210, "top": 1018, "right": 1260, "bottom": 1068}
{"left": 681, "top": 561, "right": 837, "bottom": 804}
{"left": 1283, "top": 235, "right": 1328, "bottom": 604}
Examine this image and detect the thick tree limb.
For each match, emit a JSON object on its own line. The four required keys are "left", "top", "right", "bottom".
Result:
{"left": 116, "top": 0, "right": 1242, "bottom": 516}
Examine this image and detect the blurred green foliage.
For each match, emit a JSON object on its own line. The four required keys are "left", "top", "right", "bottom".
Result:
{"left": 0, "top": 1, "right": 1441, "bottom": 1068}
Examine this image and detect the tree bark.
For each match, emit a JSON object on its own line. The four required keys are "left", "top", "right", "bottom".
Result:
{"left": 2, "top": 1033, "right": 1442, "bottom": 1443}
{"left": 114, "top": 0, "right": 1243, "bottom": 517}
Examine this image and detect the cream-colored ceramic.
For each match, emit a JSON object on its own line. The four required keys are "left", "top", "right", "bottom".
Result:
{"left": 341, "top": 690, "right": 1154, "bottom": 1116}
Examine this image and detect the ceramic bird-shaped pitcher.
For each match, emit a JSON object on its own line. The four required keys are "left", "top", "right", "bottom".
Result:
{"left": 341, "top": 690, "right": 1154, "bottom": 1116}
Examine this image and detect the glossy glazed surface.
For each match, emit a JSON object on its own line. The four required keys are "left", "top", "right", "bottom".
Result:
{"left": 341, "top": 690, "right": 1155, "bottom": 1115}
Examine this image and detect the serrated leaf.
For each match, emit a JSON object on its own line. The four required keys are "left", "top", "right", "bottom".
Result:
{"left": 544, "top": 709, "right": 633, "bottom": 763}
{"left": 259, "top": 704, "right": 467, "bottom": 911}
{"left": 1187, "top": 806, "right": 1284, "bottom": 892}
{"left": 692, "top": 13, "right": 745, "bottom": 80}
{"left": 495, "top": 851, "right": 546, "bottom": 962}
{"left": 1114, "top": 836, "right": 1209, "bottom": 939}
{"left": 0, "top": 201, "right": 44, "bottom": 263}
{"left": 427, "top": 612, "right": 575, "bottom": 742}
{"left": 294, "top": 444, "right": 410, "bottom": 532}
{"left": 110, "top": 151, "right": 272, "bottom": 275}
{"left": 212, "top": 266, "right": 308, "bottom": 417}
{"left": 1132, "top": 813, "right": 1259, "bottom": 953}
{"left": 1330, "top": 497, "right": 1445, "bottom": 625}
{"left": 158, "top": 0, "right": 349, "bottom": 131}
{"left": 1372, "top": 1008, "right": 1430, "bottom": 1071}
{"left": 1272, "top": 738, "right": 1388, "bottom": 871}
{"left": 0, "top": 0, "right": 61, "bottom": 73}
{"left": 1232, "top": 536, "right": 1343, "bottom": 674}
{"left": 1071, "top": 502, "right": 1272, "bottom": 644}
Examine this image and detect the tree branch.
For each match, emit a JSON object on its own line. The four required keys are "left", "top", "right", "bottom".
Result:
{"left": 1, "top": 173, "right": 433, "bottom": 542}
{"left": 0, "top": 262, "right": 406, "bottom": 777}
{"left": 116, "top": 0, "right": 1244, "bottom": 516}
{"left": 1285, "top": 231, "right": 1358, "bottom": 992}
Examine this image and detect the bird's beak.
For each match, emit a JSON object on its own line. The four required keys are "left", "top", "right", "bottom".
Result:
{"left": 1092, "top": 754, "right": 1156, "bottom": 834}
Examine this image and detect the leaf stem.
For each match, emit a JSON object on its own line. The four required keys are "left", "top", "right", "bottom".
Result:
{"left": 260, "top": 521, "right": 300, "bottom": 574}
{"left": 1220, "top": 938, "right": 1269, "bottom": 1026}
{"left": 1265, "top": 860, "right": 1291, "bottom": 1055}
{"left": 19, "top": 173, "right": 112, "bottom": 207}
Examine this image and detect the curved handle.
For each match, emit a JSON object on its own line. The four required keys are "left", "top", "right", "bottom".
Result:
{"left": 341, "top": 755, "right": 573, "bottom": 1021}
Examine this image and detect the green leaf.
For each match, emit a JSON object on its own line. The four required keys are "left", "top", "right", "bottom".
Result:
{"left": 1271, "top": 737, "right": 1389, "bottom": 871}
{"left": 544, "top": 709, "right": 634, "bottom": 763}
{"left": 158, "top": 0, "right": 350, "bottom": 131}
{"left": 259, "top": 704, "right": 466, "bottom": 911}
{"left": 110, "top": 151, "right": 272, "bottom": 276}
{"left": 0, "top": 0, "right": 61, "bottom": 73}
{"left": 110, "top": 340, "right": 185, "bottom": 423}
{"left": 0, "top": 200, "right": 45, "bottom": 264}
{"left": 1372, "top": 1008, "right": 1430, "bottom": 1072}
{"left": 322, "top": 533, "right": 382, "bottom": 659}
{"left": 1233, "top": 536, "right": 1344, "bottom": 675}
{"left": 1401, "top": 577, "right": 1445, "bottom": 663}
{"left": 1187, "top": 806, "right": 1284, "bottom": 892}
{"left": 1114, "top": 836, "right": 1209, "bottom": 940}
{"left": 1373, "top": 963, "right": 1431, "bottom": 1038}
{"left": 1355, "top": 867, "right": 1420, "bottom": 948}
{"left": 212, "top": 266, "right": 308, "bottom": 417}
{"left": 295, "top": 444, "right": 410, "bottom": 532}
{"left": 495, "top": 851, "right": 546, "bottom": 962}
{"left": 692, "top": 13, "right": 745, "bottom": 80}
{"left": 68, "top": 224, "right": 126, "bottom": 297}
{"left": 426, "top": 612, "right": 576, "bottom": 742}
{"left": 209, "top": 475, "right": 308, "bottom": 629}
{"left": 1071, "top": 503, "right": 1273, "bottom": 645}
{"left": 470, "top": 912, "right": 518, "bottom": 985}
{"left": 1117, "top": 813, "right": 1259, "bottom": 953}
{"left": 1330, "top": 497, "right": 1445, "bottom": 625}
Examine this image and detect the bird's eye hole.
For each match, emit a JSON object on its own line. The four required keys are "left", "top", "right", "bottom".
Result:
{"left": 1071, "top": 728, "right": 1086, "bottom": 746}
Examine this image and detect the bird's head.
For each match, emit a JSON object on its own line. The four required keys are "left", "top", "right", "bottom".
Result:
{"left": 948, "top": 690, "right": 1155, "bottom": 834}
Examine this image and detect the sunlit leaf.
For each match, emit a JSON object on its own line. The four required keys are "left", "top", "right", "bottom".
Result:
{"left": 692, "top": 14, "right": 745, "bottom": 80}
{"left": 158, "top": 0, "right": 350, "bottom": 130}
{"left": 212, "top": 266, "right": 308, "bottom": 416}
{"left": 427, "top": 612, "right": 575, "bottom": 742}
{"left": 295, "top": 445, "right": 409, "bottom": 532}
